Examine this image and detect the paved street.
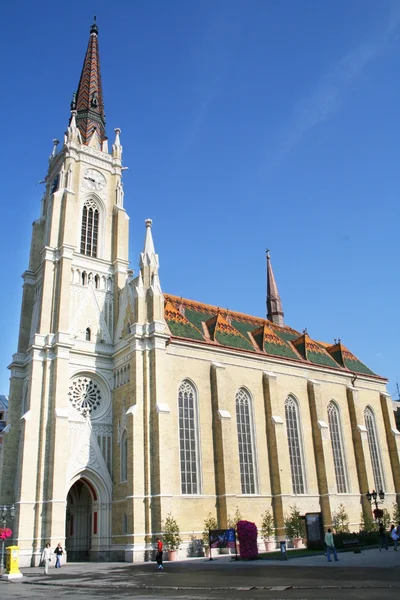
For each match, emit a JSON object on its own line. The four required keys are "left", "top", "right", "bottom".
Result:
{"left": 1, "top": 548, "right": 400, "bottom": 599}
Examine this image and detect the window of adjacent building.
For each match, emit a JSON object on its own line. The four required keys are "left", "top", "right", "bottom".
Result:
{"left": 285, "top": 395, "right": 306, "bottom": 494}
{"left": 80, "top": 200, "right": 99, "bottom": 257}
{"left": 120, "top": 430, "right": 128, "bottom": 483}
{"left": 178, "top": 380, "right": 200, "bottom": 494}
{"left": 364, "top": 406, "right": 385, "bottom": 492}
{"left": 235, "top": 387, "right": 256, "bottom": 494}
{"left": 327, "top": 401, "right": 348, "bottom": 493}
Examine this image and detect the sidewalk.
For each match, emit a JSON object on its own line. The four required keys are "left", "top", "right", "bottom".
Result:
{"left": 8, "top": 548, "right": 400, "bottom": 592}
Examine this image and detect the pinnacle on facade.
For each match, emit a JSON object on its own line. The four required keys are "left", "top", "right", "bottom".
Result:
{"left": 70, "top": 17, "right": 106, "bottom": 147}
{"left": 266, "top": 250, "right": 284, "bottom": 327}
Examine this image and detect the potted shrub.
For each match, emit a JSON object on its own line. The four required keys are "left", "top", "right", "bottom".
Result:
{"left": 285, "top": 505, "right": 304, "bottom": 549}
{"left": 260, "top": 510, "right": 275, "bottom": 551}
{"left": 162, "top": 512, "right": 182, "bottom": 561}
{"left": 202, "top": 512, "right": 218, "bottom": 557}
{"left": 227, "top": 506, "right": 243, "bottom": 554}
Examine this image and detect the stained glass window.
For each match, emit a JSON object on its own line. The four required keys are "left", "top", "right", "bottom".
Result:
{"left": 327, "top": 401, "right": 348, "bottom": 493}
{"left": 236, "top": 388, "right": 256, "bottom": 494}
{"left": 178, "top": 380, "right": 200, "bottom": 494}
{"left": 285, "top": 396, "right": 305, "bottom": 494}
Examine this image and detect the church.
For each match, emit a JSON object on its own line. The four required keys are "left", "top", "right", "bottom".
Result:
{"left": 1, "top": 22, "right": 399, "bottom": 566}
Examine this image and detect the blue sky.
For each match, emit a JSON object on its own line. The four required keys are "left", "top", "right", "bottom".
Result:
{"left": 0, "top": 0, "right": 399, "bottom": 395}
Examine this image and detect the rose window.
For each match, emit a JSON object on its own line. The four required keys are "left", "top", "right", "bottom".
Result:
{"left": 68, "top": 377, "right": 101, "bottom": 415}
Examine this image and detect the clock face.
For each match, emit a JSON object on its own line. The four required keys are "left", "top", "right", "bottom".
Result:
{"left": 82, "top": 168, "right": 106, "bottom": 191}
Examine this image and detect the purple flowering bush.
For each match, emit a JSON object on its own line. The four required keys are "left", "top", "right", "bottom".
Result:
{"left": 237, "top": 520, "right": 258, "bottom": 559}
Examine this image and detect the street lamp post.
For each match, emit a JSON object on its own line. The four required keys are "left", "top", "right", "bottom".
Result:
{"left": 366, "top": 490, "right": 385, "bottom": 522}
{"left": 0, "top": 504, "right": 15, "bottom": 575}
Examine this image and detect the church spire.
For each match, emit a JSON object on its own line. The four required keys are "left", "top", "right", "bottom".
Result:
{"left": 70, "top": 17, "right": 106, "bottom": 148}
{"left": 266, "top": 250, "right": 284, "bottom": 327}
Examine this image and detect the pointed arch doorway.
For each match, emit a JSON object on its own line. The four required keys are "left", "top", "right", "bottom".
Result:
{"left": 66, "top": 478, "right": 95, "bottom": 561}
{"left": 66, "top": 471, "right": 111, "bottom": 562}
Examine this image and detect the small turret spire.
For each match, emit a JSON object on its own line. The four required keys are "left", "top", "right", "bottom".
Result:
{"left": 71, "top": 19, "right": 106, "bottom": 148}
{"left": 266, "top": 249, "right": 284, "bottom": 327}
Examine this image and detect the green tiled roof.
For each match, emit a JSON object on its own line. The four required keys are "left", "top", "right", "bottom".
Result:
{"left": 163, "top": 294, "right": 380, "bottom": 379}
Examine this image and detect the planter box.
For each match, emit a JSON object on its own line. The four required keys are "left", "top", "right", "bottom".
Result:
{"left": 264, "top": 540, "right": 276, "bottom": 552}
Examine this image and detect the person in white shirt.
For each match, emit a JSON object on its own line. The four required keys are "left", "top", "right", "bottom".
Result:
{"left": 41, "top": 543, "right": 52, "bottom": 575}
{"left": 324, "top": 529, "right": 339, "bottom": 562}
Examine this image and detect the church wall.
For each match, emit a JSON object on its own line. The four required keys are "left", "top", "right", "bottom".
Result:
{"left": 148, "top": 340, "right": 395, "bottom": 552}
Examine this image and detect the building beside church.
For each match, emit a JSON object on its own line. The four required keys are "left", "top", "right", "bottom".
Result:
{"left": 1, "top": 22, "right": 400, "bottom": 566}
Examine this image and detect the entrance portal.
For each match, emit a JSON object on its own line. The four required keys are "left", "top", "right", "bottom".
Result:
{"left": 66, "top": 478, "right": 96, "bottom": 561}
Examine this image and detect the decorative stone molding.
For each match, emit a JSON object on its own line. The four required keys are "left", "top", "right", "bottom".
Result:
{"left": 21, "top": 410, "right": 32, "bottom": 421}
{"left": 391, "top": 427, "right": 400, "bottom": 437}
{"left": 317, "top": 420, "right": 329, "bottom": 429}
{"left": 126, "top": 406, "right": 137, "bottom": 416}
{"left": 156, "top": 403, "right": 170, "bottom": 414}
{"left": 357, "top": 424, "right": 367, "bottom": 433}
{"left": 271, "top": 415, "right": 284, "bottom": 424}
{"left": 55, "top": 408, "right": 69, "bottom": 419}
{"left": 217, "top": 409, "right": 231, "bottom": 420}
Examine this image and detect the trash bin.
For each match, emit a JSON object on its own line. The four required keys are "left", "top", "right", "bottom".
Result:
{"left": 4, "top": 546, "right": 22, "bottom": 579}
{"left": 279, "top": 540, "right": 288, "bottom": 560}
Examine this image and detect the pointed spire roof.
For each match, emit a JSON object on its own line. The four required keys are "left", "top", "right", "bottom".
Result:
{"left": 266, "top": 250, "right": 284, "bottom": 326}
{"left": 71, "top": 18, "right": 106, "bottom": 147}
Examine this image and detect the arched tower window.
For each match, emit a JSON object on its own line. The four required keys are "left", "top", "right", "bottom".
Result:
{"left": 178, "top": 380, "right": 200, "bottom": 494}
{"left": 120, "top": 430, "right": 128, "bottom": 483}
{"left": 94, "top": 274, "right": 100, "bottom": 289}
{"left": 235, "top": 388, "right": 256, "bottom": 494}
{"left": 327, "top": 401, "right": 348, "bottom": 493}
{"left": 285, "top": 395, "right": 305, "bottom": 494}
{"left": 85, "top": 327, "right": 91, "bottom": 341}
{"left": 364, "top": 406, "right": 384, "bottom": 492}
{"left": 80, "top": 199, "right": 99, "bottom": 257}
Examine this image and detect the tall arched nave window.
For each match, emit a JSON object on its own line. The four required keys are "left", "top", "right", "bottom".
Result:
{"left": 178, "top": 380, "right": 200, "bottom": 494}
{"left": 327, "top": 401, "right": 348, "bottom": 493}
{"left": 235, "top": 387, "right": 257, "bottom": 494}
{"left": 364, "top": 406, "right": 385, "bottom": 492}
{"left": 285, "top": 395, "right": 306, "bottom": 494}
{"left": 80, "top": 199, "right": 99, "bottom": 257}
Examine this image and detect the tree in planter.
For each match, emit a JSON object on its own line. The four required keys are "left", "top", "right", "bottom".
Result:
{"left": 360, "top": 509, "right": 377, "bottom": 533}
{"left": 162, "top": 513, "right": 182, "bottom": 557}
{"left": 285, "top": 505, "right": 304, "bottom": 547}
{"left": 332, "top": 504, "right": 350, "bottom": 533}
{"left": 202, "top": 512, "right": 218, "bottom": 553}
{"left": 227, "top": 506, "right": 243, "bottom": 531}
{"left": 260, "top": 510, "right": 275, "bottom": 551}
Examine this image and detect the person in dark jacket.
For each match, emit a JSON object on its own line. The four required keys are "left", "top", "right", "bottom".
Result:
{"left": 379, "top": 522, "right": 388, "bottom": 551}
{"left": 54, "top": 543, "right": 64, "bottom": 568}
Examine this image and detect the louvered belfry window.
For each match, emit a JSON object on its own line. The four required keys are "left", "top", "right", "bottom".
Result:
{"left": 364, "top": 406, "right": 384, "bottom": 493}
{"left": 236, "top": 388, "right": 256, "bottom": 494}
{"left": 285, "top": 396, "right": 305, "bottom": 494}
{"left": 81, "top": 200, "right": 99, "bottom": 257}
{"left": 178, "top": 380, "right": 199, "bottom": 494}
{"left": 327, "top": 401, "right": 348, "bottom": 493}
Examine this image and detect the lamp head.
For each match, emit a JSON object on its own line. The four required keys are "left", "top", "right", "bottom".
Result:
{"left": 366, "top": 491, "right": 372, "bottom": 503}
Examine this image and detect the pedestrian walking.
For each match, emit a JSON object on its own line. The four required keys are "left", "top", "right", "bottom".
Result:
{"left": 54, "top": 542, "right": 64, "bottom": 568}
{"left": 390, "top": 525, "right": 398, "bottom": 550}
{"left": 41, "top": 543, "right": 52, "bottom": 574}
{"left": 324, "top": 528, "right": 339, "bottom": 562}
{"left": 378, "top": 522, "right": 388, "bottom": 551}
{"left": 155, "top": 537, "right": 163, "bottom": 570}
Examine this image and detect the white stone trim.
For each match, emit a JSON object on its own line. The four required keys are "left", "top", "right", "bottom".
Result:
{"left": 156, "top": 403, "right": 170, "bottom": 414}
{"left": 126, "top": 405, "right": 137, "bottom": 416}
{"left": 271, "top": 415, "right": 284, "bottom": 424}
{"left": 55, "top": 408, "right": 69, "bottom": 419}
{"left": 317, "top": 420, "right": 329, "bottom": 429}
{"left": 217, "top": 409, "right": 231, "bottom": 420}
{"left": 357, "top": 424, "right": 367, "bottom": 433}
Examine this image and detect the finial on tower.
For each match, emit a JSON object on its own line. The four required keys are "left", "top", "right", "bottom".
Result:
{"left": 49, "top": 139, "right": 59, "bottom": 162}
{"left": 91, "top": 15, "right": 98, "bottom": 35}
{"left": 145, "top": 218, "right": 153, "bottom": 228}
{"left": 266, "top": 249, "right": 284, "bottom": 327}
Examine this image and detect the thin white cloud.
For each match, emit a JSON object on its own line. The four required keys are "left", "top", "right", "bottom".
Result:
{"left": 270, "top": 6, "right": 400, "bottom": 166}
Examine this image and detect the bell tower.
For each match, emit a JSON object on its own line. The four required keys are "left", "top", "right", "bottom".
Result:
{"left": 0, "top": 20, "right": 129, "bottom": 565}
